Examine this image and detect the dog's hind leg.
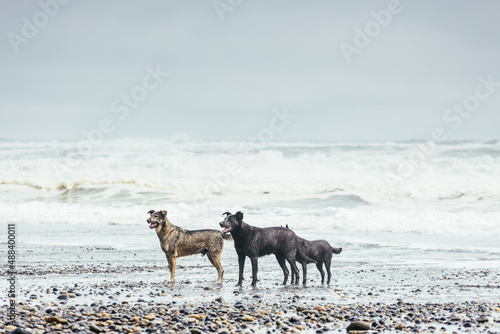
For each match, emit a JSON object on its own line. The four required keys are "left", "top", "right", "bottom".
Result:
{"left": 275, "top": 254, "right": 289, "bottom": 285}
{"left": 325, "top": 260, "right": 332, "bottom": 285}
{"left": 207, "top": 252, "right": 224, "bottom": 283}
{"left": 316, "top": 262, "right": 325, "bottom": 284}
{"left": 301, "top": 262, "right": 308, "bottom": 286}
{"left": 286, "top": 258, "right": 300, "bottom": 286}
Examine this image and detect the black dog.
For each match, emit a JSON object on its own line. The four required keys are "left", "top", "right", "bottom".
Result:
{"left": 219, "top": 211, "right": 315, "bottom": 287}
{"left": 293, "top": 237, "right": 342, "bottom": 285}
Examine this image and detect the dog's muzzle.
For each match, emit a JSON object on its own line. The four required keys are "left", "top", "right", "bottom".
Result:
{"left": 147, "top": 218, "right": 159, "bottom": 229}
{"left": 219, "top": 222, "right": 232, "bottom": 234}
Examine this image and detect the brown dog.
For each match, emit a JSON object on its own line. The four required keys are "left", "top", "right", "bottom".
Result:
{"left": 147, "top": 210, "right": 227, "bottom": 283}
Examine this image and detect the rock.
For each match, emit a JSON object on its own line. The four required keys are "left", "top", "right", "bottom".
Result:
{"left": 346, "top": 321, "right": 371, "bottom": 331}
{"left": 45, "top": 316, "right": 69, "bottom": 324}
{"left": 296, "top": 305, "right": 307, "bottom": 312}
{"left": 10, "top": 328, "right": 29, "bottom": 334}
{"left": 89, "top": 325, "right": 103, "bottom": 333}
{"left": 476, "top": 316, "right": 488, "bottom": 323}
{"left": 57, "top": 294, "right": 69, "bottom": 300}
{"left": 394, "top": 322, "right": 406, "bottom": 330}
{"left": 185, "top": 317, "right": 197, "bottom": 323}
{"left": 314, "top": 306, "right": 326, "bottom": 312}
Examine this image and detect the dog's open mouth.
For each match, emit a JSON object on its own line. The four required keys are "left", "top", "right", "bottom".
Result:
{"left": 149, "top": 222, "right": 159, "bottom": 229}
{"left": 221, "top": 227, "right": 232, "bottom": 233}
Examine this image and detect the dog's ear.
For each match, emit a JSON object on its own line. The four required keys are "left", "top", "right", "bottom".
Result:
{"left": 160, "top": 210, "right": 167, "bottom": 217}
{"left": 235, "top": 211, "right": 243, "bottom": 222}
{"left": 148, "top": 210, "right": 155, "bottom": 215}
{"left": 222, "top": 212, "right": 231, "bottom": 217}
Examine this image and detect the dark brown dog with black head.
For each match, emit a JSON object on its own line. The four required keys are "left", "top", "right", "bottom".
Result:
{"left": 147, "top": 210, "right": 227, "bottom": 283}
{"left": 219, "top": 211, "right": 315, "bottom": 287}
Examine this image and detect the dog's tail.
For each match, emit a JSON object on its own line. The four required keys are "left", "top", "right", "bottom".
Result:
{"left": 297, "top": 247, "right": 317, "bottom": 264}
{"left": 222, "top": 233, "right": 233, "bottom": 241}
{"left": 332, "top": 247, "right": 342, "bottom": 254}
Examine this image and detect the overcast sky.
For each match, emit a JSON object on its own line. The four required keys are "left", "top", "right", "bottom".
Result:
{"left": 1, "top": 0, "right": 499, "bottom": 142}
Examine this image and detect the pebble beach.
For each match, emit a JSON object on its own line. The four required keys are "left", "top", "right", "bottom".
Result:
{"left": 1, "top": 236, "right": 500, "bottom": 334}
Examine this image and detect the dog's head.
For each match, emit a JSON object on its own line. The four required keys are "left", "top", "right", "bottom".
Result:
{"left": 219, "top": 211, "right": 243, "bottom": 234}
{"left": 147, "top": 210, "right": 167, "bottom": 229}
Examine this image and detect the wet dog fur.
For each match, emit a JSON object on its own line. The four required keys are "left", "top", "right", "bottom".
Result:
{"left": 219, "top": 211, "right": 315, "bottom": 287}
{"left": 293, "top": 237, "right": 342, "bottom": 285}
{"left": 147, "top": 210, "right": 227, "bottom": 283}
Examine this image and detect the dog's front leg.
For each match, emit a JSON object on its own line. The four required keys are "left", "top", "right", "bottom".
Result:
{"left": 166, "top": 255, "right": 176, "bottom": 282}
{"left": 237, "top": 253, "right": 245, "bottom": 286}
{"left": 250, "top": 257, "right": 258, "bottom": 287}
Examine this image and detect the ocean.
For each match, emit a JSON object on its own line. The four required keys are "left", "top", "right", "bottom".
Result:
{"left": 1, "top": 138, "right": 499, "bottom": 270}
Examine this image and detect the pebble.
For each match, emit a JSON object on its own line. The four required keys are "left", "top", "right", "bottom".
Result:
{"left": 394, "top": 322, "right": 406, "bottom": 330}
{"left": 346, "top": 321, "right": 371, "bottom": 331}
{"left": 313, "top": 306, "right": 326, "bottom": 312}
{"left": 45, "top": 316, "right": 69, "bottom": 324}
{"left": 89, "top": 325, "right": 103, "bottom": 333}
